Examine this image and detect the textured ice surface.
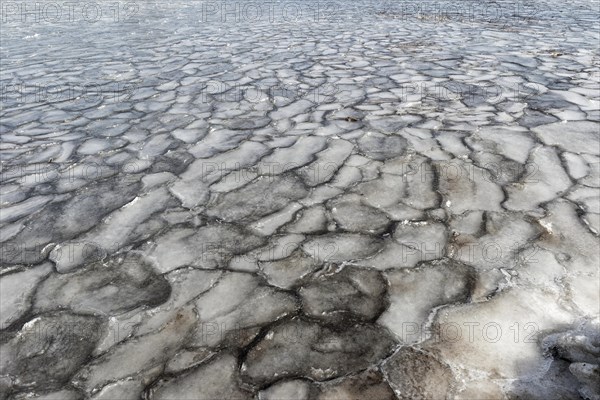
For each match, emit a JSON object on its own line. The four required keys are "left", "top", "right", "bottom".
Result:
{"left": 1, "top": 0, "right": 599, "bottom": 398}
{"left": 383, "top": 347, "right": 456, "bottom": 400}
{"left": 299, "top": 265, "right": 387, "bottom": 322}
{"left": 241, "top": 319, "right": 396, "bottom": 385}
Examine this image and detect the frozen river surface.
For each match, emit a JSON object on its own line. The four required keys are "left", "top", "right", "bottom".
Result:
{"left": 1, "top": 0, "right": 599, "bottom": 399}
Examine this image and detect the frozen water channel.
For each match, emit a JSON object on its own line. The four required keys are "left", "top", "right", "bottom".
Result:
{"left": 1, "top": 0, "right": 599, "bottom": 398}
